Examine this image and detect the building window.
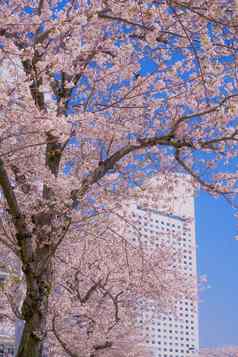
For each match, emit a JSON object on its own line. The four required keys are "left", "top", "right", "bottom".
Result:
{"left": 0, "top": 344, "right": 15, "bottom": 357}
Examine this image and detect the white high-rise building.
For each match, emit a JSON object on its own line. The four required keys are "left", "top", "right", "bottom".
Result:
{"left": 125, "top": 175, "right": 199, "bottom": 357}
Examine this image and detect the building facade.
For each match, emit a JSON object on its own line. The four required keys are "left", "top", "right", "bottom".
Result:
{"left": 0, "top": 338, "right": 15, "bottom": 357}
{"left": 0, "top": 270, "right": 16, "bottom": 357}
{"left": 125, "top": 175, "right": 199, "bottom": 357}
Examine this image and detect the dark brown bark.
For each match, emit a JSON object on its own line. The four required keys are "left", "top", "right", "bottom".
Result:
{"left": 16, "top": 306, "right": 47, "bottom": 357}
{"left": 16, "top": 323, "right": 42, "bottom": 357}
{"left": 0, "top": 158, "right": 53, "bottom": 357}
{"left": 16, "top": 247, "right": 52, "bottom": 357}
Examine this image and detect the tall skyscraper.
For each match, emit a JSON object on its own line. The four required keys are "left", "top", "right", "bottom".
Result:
{"left": 125, "top": 175, "right": 199, "bottom": 357}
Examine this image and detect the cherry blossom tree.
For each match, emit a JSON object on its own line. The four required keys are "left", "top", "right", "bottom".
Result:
{"left": 200, "top": 347, "right": 238, "bottom": 357}
{"left": 47, "top": 222, "right": 192, "bottom": 357}
{"left": 0, "top": 1, "right": 238, "bottom": 356}
{"left": 0, "top": 207, "right": 194, "bottom": 357}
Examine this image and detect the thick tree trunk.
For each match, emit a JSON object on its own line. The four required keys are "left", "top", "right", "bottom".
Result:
{"left": 16, "top": 286, "right": 49, "bottom": 357}
{"left": 16, "top": 291, "right": 49, "bottom": 357}
{"left": 16, "top": 257, "right": 52, "bottom": 357}
{"left": 16, "top": 320, "right": 44, "bottom": 357}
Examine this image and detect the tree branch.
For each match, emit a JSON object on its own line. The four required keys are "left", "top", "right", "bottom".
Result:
{"left": 0, "top": 158, "right": 33, "bottom": 262}
{"left": 52, "top": 314, "right": 79, "bottom": 357}
{"left": 97, "top": 9, "right": 153, "bottom": 31}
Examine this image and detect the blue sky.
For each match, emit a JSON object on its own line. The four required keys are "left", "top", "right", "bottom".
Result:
{"left": 196, "top": 191, "right": 238, "bottom": 348}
